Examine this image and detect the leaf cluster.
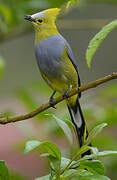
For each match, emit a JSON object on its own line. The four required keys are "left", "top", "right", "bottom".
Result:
{"left": 23, "top": 123, "right": 117, "bottom": 180}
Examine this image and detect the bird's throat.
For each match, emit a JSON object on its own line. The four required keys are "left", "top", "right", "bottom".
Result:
{"left": 35, "top": 26, "right": 59, "bottom": 43}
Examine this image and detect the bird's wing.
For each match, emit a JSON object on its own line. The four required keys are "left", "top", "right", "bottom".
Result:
{"left": 63, "top": 39, "right": 81, "bottom": 94}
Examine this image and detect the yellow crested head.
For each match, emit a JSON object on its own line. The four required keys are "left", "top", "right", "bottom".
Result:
{"left": 25, "top": 8, "right": 60, "bottom": 28}
{"left": 43, "top": 8, "right": 60, "bottom": 19}
{"left": 25, "top": 8, "right": 60, "bottom": 42}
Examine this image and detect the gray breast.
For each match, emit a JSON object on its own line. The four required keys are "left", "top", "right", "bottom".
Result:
{"left": 35, "top": 35, "right": 65, "bottom": 78}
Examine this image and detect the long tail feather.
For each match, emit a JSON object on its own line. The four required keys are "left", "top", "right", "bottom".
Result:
{"left": 67, "top": 97, "right": 91, "bottom": 156}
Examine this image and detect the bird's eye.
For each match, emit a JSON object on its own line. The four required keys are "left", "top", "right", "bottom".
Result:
{"left": 38, "top": 19, "right": 43, "bottom": 23}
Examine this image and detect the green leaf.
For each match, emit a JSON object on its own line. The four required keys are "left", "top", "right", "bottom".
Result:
{"left": 0, "top": 56, "right": 5, "bottom": 78}
{"left": 63, "top": 169, "right": 78, "bottom": 178}
{"left": 53, "top": 115, "right": 73, "bottom": 146}
{"left": 79, "top": 150, "right": 117, "bottom": 162}
{"left": 69, "top": 146, "right": 91, "bottom": 169}
{"left": 70, "top": 147, "right": 99, "bottom": 169}
{"left": 65, "top": 119, "right": 75, "bottom": 130}
{"left": 90, "top": 147, "right": 99, "bottom": 155}
{"left": 60, "top": 157, "right": 71, "bottom": 170}
{"left": 63, "top": 169, "right": 110, "bottom": 180}
{"left": 63, "top": 169, "right": 92, "bottom": 179}
{"left": 98, "top": 151, "right": 117, "bottom": 157}
{"left": 86, "top": 20, "right": 117, "bottom": 67}
{"left": 0, "top": 161, "right": 9, "bottom": 180}
{"left": 75, "top": 145, "right": 91, "bottom": 159}
{"left": 78, "top": 174, "right": 110, "bottom": 180}
{"left": 60, "top": 157, "right": 80, "bottom": 171}
{"left": 80, "top": 160, "right": 105, "bottom": 175}
{"left": 25, "top": 140, "right": 61, "bottom": 179}
{"left": 35, "top": 174, "right": 51, "bottom": 180}
{"left": 24, "top": 140, "right": 61, "bottom": 162}
{"left": 85, "top": 123, "right": 107, "bottom": 145}
{"left": 66, "top": 0, "right": 80, "bottom": 10}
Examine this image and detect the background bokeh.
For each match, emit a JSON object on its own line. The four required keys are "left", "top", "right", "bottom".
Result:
{"left": 0, "top": 0, "right": 117, "bottom": 179}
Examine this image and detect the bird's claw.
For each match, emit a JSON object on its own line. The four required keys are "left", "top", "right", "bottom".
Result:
{"left": 49, "top": 91, "right": 56, "bottom": 109}
{"left": 63, "top": 92, "right": 69, "bottom": 99}
{"left": 49, "top": 98, "right": 56, "bottom": 109}
{"left": 63, "top": 87, "right": 70, "bottom": 99}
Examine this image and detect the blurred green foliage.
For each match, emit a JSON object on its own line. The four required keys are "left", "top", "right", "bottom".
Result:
{"left": 66, "top": 0, "right": 80, "bottom": 10}
{"left": 0, "top": 0, "right": 117, "bottom": 39}
{"left": 9, "top": 173, "right": 29, "bottom": 180}
{"left": 0, "top": 161, "right": 9, "bottom": 180}
{"left": 0, "top": 0, "right": 67, "bottom": 37}
{"left": 0, "top": 56, "right": 5, "bottom": 78}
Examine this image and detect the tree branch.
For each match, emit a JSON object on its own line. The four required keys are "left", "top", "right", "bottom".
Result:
{"left": 0, "top": 72, "right": 117, "bottom": 124}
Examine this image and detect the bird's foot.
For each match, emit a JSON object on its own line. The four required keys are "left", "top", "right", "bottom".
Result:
{"left": 49, "top": 98, "right": 56, "bottom": 109}
{"left": 63, "top": 87, "right": 71, "bottom": 99}
{"left": 49, "top": 91, "right": 56, "bottom": 109}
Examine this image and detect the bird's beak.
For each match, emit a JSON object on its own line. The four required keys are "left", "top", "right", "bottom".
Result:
{"left": 24, "top": 15, "right": 36, "bottom": 22}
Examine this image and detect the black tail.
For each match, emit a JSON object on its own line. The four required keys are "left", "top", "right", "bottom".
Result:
{"left": 67, "top": 97, "right": 91, "bottom": 156}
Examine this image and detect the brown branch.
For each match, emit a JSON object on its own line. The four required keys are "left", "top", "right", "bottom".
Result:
{"left": 0, "top": 72, "right": 117, "bottom": 124}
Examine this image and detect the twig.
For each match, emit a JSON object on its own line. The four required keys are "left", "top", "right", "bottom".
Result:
{"left": 0, "top": 72, "right": 117, "bottom": 124}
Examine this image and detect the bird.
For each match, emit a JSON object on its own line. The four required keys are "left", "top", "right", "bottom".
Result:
{"left": 25, "top": 8, "right": 91, "bottom": 156}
